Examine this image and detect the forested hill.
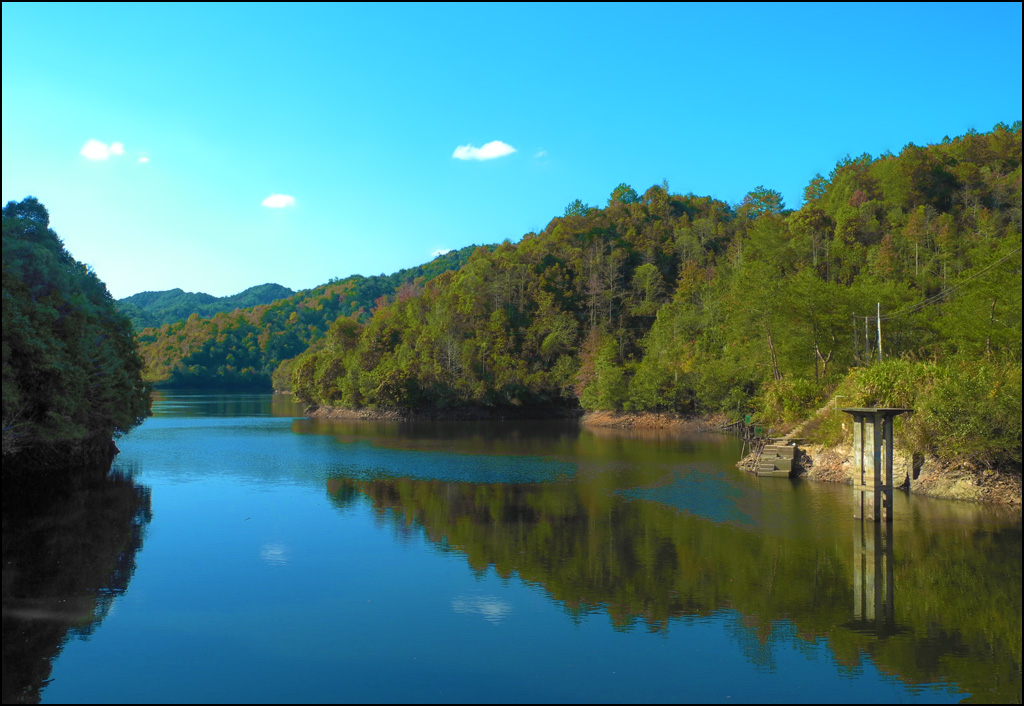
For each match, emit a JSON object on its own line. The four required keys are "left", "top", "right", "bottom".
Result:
{"left": 2, "top": 197, "right": 151, "bottom": 471}
{"left": 136, "top": 245, "right": 486, "bottom": 390}
{"left": 117, "top": 283, "right": 295, "bottom": 331}
{"left": 288, "top": 124, "right": 1022, "bottom": 466}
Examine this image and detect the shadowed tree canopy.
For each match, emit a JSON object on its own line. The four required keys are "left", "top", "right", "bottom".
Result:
{"left": 2, "top": 197, "right": 151, "bottom": 469}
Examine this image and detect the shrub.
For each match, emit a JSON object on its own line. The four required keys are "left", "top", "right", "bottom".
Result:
{"left": 807, "top": 358, "right": 1022, "bottom": 467}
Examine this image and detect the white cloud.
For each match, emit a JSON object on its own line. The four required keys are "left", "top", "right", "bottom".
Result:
{"left": 80, "top": 139, "right": 125, "bottom": 160}
{"left": 432, "top": 248, "right": 452, "bottom": 258}
{"left": 262, "top": 193, "right": 296, "bottom": 208}
{"left": 137, "top": 156, "right": 150, "bottom": 164}
{"left": 452, "top": 140, "right": 516, "bottom": 161}
{"left": 534, "top": 149, "right": 547, "bottom": 159}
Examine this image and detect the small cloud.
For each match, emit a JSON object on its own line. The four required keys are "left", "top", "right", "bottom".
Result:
{"left": 432, "top": 248, "right": 452, "bottom": 258}
{"left": 81, "top": 139, "right": 125, "bottom": 160}
{"left": 452, "top": 140, "right": 516, "bottom": 161}
{"left": 534, "top": 149, "right": 547, "bottom": 159}
{"left": 262, "top": 194, "right": 296, "bottom": 208}
{"left": 137, "top": 156, "right": 150, "bottom": 164}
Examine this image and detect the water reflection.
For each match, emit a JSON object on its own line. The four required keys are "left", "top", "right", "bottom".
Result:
{"left": 851, "top": 521, "right": 896, "bottom": 634}
{"left": 618, "top": 468, "right": 753, "bottom": 525}
{"left": 2, "top": 469, "right": 151, "bottom": 704}
{"left": 20, "top": 394, "right": 1016, "bottom": 703}
{"left": 451, "top": 593, "right": 514, "bottom": 624}
{"left": 259, "top": 542, "right": 289, "bottom": 566}
{"left": 150, "top": 390, "right": 305, "bottom": 418}
{"left": 327, "top": 472, "right": 1022, "bottom": 702}
{"left": 293, "top": 416, "right": 738, "bottom": 466}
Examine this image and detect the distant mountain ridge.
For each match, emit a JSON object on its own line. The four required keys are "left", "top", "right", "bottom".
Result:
{"left": 134, "top": 245, "right": 486, "bottom": 389}
{"left": 117, "top": 283, "right": 295, "bottom": 330}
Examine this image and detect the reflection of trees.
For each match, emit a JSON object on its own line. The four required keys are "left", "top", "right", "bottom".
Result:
{"left": 339, "top": 477, "right": 851, "bottom": 631}
{"left": 2, "top": 468, "right": 151, "bottom": 704}
{"left": 150, "top": 392, "right": 304, "bottom": 418}
{"left": 328, "top": 475, "right": 1021, "bottom": 702}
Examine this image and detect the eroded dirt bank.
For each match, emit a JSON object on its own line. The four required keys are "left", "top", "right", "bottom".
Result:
{"left": 580, "top": 410, "right": 729, "bottom": 432}
{"left": 796, "top": 443, "right": 1022, "bottom": 506}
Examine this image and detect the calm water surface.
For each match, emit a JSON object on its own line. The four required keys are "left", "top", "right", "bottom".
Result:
{"left": 6, "top": 393, "right": 1021, "bottom": 703}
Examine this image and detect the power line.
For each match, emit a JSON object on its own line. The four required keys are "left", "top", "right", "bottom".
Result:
{"left": 853, "top": 245, "right": 1022, "bottom": 322}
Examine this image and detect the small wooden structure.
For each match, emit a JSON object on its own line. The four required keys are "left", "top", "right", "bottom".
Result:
{"left": 721, "top": 415, "right": 765, "bottom": 441}
{"left": 841, "top": 407, "right": 912, "bottom": 522}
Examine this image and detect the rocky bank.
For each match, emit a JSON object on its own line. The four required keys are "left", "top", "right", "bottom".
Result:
{"left": 795, "top": 442, "right": 1022, "bottom": 506}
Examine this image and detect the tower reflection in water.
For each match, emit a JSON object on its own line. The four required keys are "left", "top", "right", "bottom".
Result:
{"left": 843, "top": 406, "right": 910, "bottom": 635}
{"left": 852, "top": 520, "right": 896, "bottom": 634}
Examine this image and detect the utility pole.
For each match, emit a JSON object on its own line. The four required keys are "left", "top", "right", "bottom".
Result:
{"left": 864, "top": 316, "right": 870, "bottom": 365}
{"left": 877, "top": 303, "right": 883, "bottom": 362}
{"left": 853, "top": 314, "right": 859, "bottom": 364}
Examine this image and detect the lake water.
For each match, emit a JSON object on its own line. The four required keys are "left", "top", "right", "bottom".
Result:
{"left": 4, "top": 393, "right": 1021, "bottom": 703}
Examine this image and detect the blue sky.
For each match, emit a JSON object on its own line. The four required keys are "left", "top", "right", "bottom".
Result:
{"left": 2, "top": 2, "right": 1021, "bottom": 299}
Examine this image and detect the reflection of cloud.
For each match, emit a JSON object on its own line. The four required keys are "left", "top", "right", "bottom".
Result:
{"left": 262, "top": 193, "right": 296, "bottom": 208}
{"left": 452, "top": 140, "right": 516, "bottom": 161}
{"left": 452, "top": 594, "right": 512, "bottom": 624}
{"left": 260, "top": 543, "right": 288, "bottom": 565}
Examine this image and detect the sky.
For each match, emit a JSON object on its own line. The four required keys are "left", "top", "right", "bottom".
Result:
{"left": 2, "top": 2, "right": 1021, "bottom": 299}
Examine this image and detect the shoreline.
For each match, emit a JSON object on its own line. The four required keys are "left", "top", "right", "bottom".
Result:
{"left": 306, "top": 405, "right": 729, "bottom": 431}
{"left": 794, "top": 442, "right": 1022, "bottom": 507}
{"left": 304, "top": 404, "right": 1021, "bottom": 506}
{"left": 579, "top": 410, "right": 730, "bottom": 433}
{"left": 305, "top": 403, "right": 584, "bottom": 422}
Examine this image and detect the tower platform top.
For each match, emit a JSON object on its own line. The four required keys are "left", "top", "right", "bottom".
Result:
{"left": 840, "top": 407, "right": 913, "bottom": 415}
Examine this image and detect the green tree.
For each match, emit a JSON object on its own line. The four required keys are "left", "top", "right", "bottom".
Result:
{"left": 608, "top": 183, "right": 640, "bottom": 206}
{"left": 3, "top": 198, "right": 151, "bottom": 467}
{"left": 739, "top": 186, "right": 786, "bottom": 219}
{"left": 564, "top": 199, "right": 591, "bottom": 217}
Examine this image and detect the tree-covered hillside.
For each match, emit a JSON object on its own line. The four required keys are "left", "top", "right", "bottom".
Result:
{"left": 2, "top": 198, "right": 151, "bottom": 470}
{"left": 136, "top": 245, "right": 486, "bottom": 390}
{"left": 117, "top": 283, "right": 295, "bottom": 331}
{"left": 287, "top": 124, "right": 1021, "bottom": 465}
